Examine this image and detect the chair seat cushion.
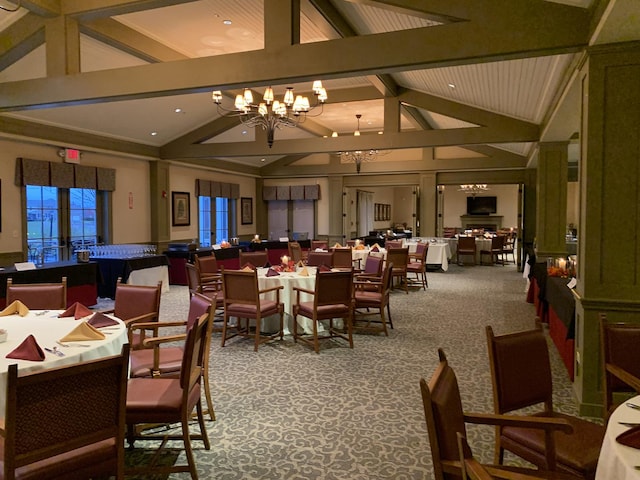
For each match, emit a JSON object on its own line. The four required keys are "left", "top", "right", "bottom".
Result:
{"left": 129, "top": 347, "right": 183, "bottom": 378}
{"left": 355, "top": 291, "right": 383, "bottom": 308}
{"left": 0, "top": 437, "right": 117, "bottom": 480}
{"left": 226, "top": 300, "right": 280, "bottom": 318}
{"left": 296, "top": 302, "right": 350, "bottom": 319}
{"left": 126, "top": 378, "right": 201, "bottom": 424}
{"left": 407, "top": 263, "right": 424, "bottom": 272}
{"left": 501, "top": 412, "right": 604, "bottom": 475}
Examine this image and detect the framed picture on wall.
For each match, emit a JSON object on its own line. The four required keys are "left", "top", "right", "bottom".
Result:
{"left": 171, "top": 191, "right": 190, "bottom": 226}
{"left": 241, "top": 197, "right": 253, "bottom": 225}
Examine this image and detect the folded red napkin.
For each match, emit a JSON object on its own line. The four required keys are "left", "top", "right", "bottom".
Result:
{"left": 318, "top": 264, "right": 332, "bottom": 272}
{"left": 58, "top": 302, "right": 93, "bottom": 320}
{"left": 264, "top": 261, "right": 272, "bottom": 268}
{"left": 617, "top": 425, "right": 640, "bottom": 449}
{"left": 371, "top": 246, "right": 379, "bottom": 252}
{"left": 87, "top": 312, "right": 119, "bottom": 328}
{"left": 242, "top": 263, "right": 256, "bottom": 271}
{"left": 6, "top": 334, "right": 45, "bottom": 361}
{"left": 266, "top": 268, "right": 280, "bottom": 277}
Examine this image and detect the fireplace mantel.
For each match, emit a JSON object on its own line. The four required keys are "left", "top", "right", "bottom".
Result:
{"left": 460, "top": 215, "right": 503, "bottom": 230}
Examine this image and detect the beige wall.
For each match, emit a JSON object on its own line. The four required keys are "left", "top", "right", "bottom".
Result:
{"left": 442, "top": 184, "right": 519, "bottom": 229}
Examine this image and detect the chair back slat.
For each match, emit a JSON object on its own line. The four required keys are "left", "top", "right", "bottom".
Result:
{"left": 180, "top": 313, "right": 210, "bottom": 391}
{"left": 307, "top": 251, "right": 334, "bottom": 267}
{"left": 187, "top": 292, "right": 213, "bottom": 327}
{"left": 331, "top": 248, "right": 352, "bottom": 268}
{"left": 195, "top": 255, "right": 219, "bottom": 274}
{"left": 363, "top": 255, "right": 383, "bottom": 276}
{"left": 113, "top": 280, "right": 162, "bottom": 323}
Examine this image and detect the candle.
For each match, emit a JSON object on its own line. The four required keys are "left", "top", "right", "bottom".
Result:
{"left": 558, "top": 258, "right": 567, "bottom": 271}
{"left": 281, "top": 255, "right": 289, "bottom": 265}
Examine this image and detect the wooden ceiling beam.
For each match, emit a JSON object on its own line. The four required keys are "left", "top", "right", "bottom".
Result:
{"left": 0, "top": 13, "right": 45, "bottom": 71}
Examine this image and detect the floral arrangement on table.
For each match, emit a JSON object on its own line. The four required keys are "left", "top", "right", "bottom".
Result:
{"left": 547, "top": 257, "right": 575, "bottom": 278}
{"left": 279, "top": 256, "right": 295, "bottom": 272}
{"left": 354, "top": 239, "right": 365, "bottom": 250}
{"left": 251, "top": 234, "right": 261, "bottom": 244}
{"left": 220, "top": 240, "right": 231, "bottom": 248}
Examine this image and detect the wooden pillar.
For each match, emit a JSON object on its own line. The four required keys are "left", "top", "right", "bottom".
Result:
{"left": 149, "top": 162, "right": 170, "bottom": 244}
{"left": 418, "top": 173, "right": 436, "bottom": 237}
{"left": 535, "top": 142, "right": 569, "bottom": 259}
{"left": 327, "top": 175, "right": 344, "bottom": 244}
{"left": 574, "top": 42, "right": 640, "bottom": 416}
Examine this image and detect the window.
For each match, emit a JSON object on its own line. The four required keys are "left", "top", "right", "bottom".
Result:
{"left": 26, "top": 185, "right": 106, "bottom": 264}
{"left": 198, "top": 196, "right": 237, "bottom": 246}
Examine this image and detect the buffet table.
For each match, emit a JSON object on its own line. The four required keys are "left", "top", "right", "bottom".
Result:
{"left": 0, "top": 310, "right": 127, "bottom": 414}
{"left": 0, "top": 261, "right": 99, "bottom": 308}
{"left": 91, "top": 255, "right": 170, "bottom": 299}
{"left": 596, "top": 395, "right": 640, "bottom": 480}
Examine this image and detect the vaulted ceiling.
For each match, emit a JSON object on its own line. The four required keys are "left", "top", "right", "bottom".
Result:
{"left": 0, "top": 0, "right": 635, "bottom": 178}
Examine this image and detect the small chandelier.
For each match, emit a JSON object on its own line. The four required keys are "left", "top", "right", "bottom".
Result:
{"left": 339, "top": 114, "right": 385, "bottom": 174}
{"left": 212, "top": 81, "right": 327, "bottom": 148}
{"left": 458, "top": 184, "right": 490, "bottom": 196}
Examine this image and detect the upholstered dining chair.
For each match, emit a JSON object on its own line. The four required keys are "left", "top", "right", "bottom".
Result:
{"left": 288, "top": 241, "right": 308, "bottom": 264}
{"left": 353, "top": 262, "right": 393, "bottom": 335}
{"left": 128, "top": 292, "right": 216, "bottom": 421}
{"left": 355, "top": 254, "right": 383, "bottom": 278}
{"left": 599, "top": 313, "right": 640, "bottom": 421}
{"left": 407, "top": 243, "right": 428, "bottom": 290}
{"left": 420, "top": 348, "right": 575, "bottom": 480}
{"left": 194, "top": 254, "right": 222, "bottom": 286}
{"left": 125, "top": 313, "right": 211, "bottom": 480}
{"left": 502, "top": 233, "right": 516, "bottom": 264}
{"left": 104, "top": 279, "right": 162, "bottom": 350}
{"left": 480, "top": 235, "right": 506, "bottom": 266}
{"left": 186, "top": 262, "right": 224, "bottom": 324}
{"left": 486, "top": 324, "right": 605, "bottom": 478}
{"left": 220, "top": 269, "right": 284, "bottom": 351}
{"left": 385, "top": 239, "right": 403, "bottom": 249}
{"left": 6, "top": 276, "right": 67, "bottom": 309}
{"left": 311, "top": 240, "right": 328, "bottom": 250}
{"left": 330, "top": 247, "right": 354, "bottom": 270}
{"left": 292, "top": 270, "right": 354, "bottom": 353}
{"left": 238, "top": 250, "right": 269, "bottom": 268}
{"left": 1, "top": 344, "right": 129, "bottom": 480}
{"left": 386, "top": 247, "right": 409, "bottom": 294}
{"left": 456, "top": 236, "right": 477, "bottom": 266}
{"left": 306, "top": 251, "right": 334, "bottom": 267}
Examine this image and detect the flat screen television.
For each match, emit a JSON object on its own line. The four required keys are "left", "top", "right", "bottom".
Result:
{"left": 466, "top": 196, "right": 497, "bottom": 215}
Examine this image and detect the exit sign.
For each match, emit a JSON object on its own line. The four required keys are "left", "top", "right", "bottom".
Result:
{"left": 64, "top": 148, "right": 81, "bottom": 163}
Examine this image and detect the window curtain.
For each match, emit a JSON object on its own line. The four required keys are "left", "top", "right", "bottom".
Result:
{"left": 15, "top": 158, "right": 116, "bottom": 191}
{"left": 195, "top": 178, "right": 239, "bottom": 199}
{"left": 357, "top": 190, "right": 374, "bottom": 237}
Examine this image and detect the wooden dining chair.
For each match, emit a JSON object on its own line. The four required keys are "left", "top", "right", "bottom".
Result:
{"left": 407, "top": 243, "right": 428, "bottom": 290}
{"left": 6, "top": 276, "right": 67, "bottom": 309}
{"left": 220, "top": 269, "right": 284, "bottom": 351}
{"left": 194, "top": 254, "right": 222, "bottom": 286}
{"left": 385, "top": 239, "right": 403, "bottom": 249}
{"left": 330, "top": 247, "right": 353, "bottom": 270}
{"left": 186, "top": 262, "right": 223, "bottom": 323}
{"left": 353, "top": 262, "right": 393, "bottom": 335}
{"left": 311, "top": 240, "right": 328, "bottom": 250}
{"left": 386, "top": 247, "right": 409, "bottom": 294}
{"left": 599, "top": 313, "right": 640, "bottom": 421}
{"left": 288, "top": 241, "right": 308, "bottom": 264}
{"left": 1, "top": 344, "right": 129, "bottom": 480}
{"left": 292, "top": 270, "right": 354, "bottom": 353}
{"left": 480, "top": 235, "right": 506, "bottom": 265}
{"left": 486, "top": 324, "right": 605, "bottom": 478}
{"left": 456, "top": 236, "right": 477, "bottom": 266}
{"left": 306, "top": 251, "right": 334, "bottom": 267}
{"left": 238, "top": 250, "right": 269, "bottom": 268}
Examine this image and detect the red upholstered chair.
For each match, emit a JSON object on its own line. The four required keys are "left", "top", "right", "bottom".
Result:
{"left": 385, "top": 239, "right": 403, "bottom": 249}
{"left": 407, "top": 243, "right": 428, "bottom": 290}
{"left": 355, "top": 254, "right": 383, "bottom": 278}
{"left": 128, "top": 292, "right": 216, "bottom": 421}
{"left": 599, "top": 313, "right": 640, "bottom": 421}
{"left": 386, "top": 247, "right": 409, "bottom": 294}
{"left": 220, "top": 269, "right": 284, "bottom": 351}
{"left": 480, "top": 235, "right": 506, "bottom": 266}
{"left": 239, "top": 250, "right": 269, "bottom": 268}
{"left": 353, "top": 262, "right": 394, "bottom": 335}
{"left": 6, "top": 276, "right": 67, "bottom": 309}
{"left": 306, "top": 251, "right": 334, "bottom": 267}
{"left": 288, "top": 241, "right": 308, "bottom": 264}
{"left": 486, "top": 324, "right": 605, "bottom": 478}
{"left": 311, "top": 240, "right": 328, "bottom": 250}
{"left": 186, "top": 262, "right": 224, "bottom": 325}
{"left": 420, "top": 348, "right": 576, "bottom": 480}
{"left": 106, "top": 279, "right": 162, "bottom": 350}
{"left": 1, "top": 344, "right": 129, "bottom": 480}
{"left": 194, "top": 254, "right": 222, "bottom": 286}
{"left": 292, "top": 270, "right": 354, "bottom": 353}
{"left": 456, "top": 236, "right": 477, "bottom": 266}
{"left": 330, "top": 247, "right": 353, "bottom": 269}
{"left": 126, "top": 313, "right": 211, "bottom": 480}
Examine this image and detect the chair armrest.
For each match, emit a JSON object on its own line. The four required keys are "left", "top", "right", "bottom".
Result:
{"left": 0, "top": 418, "right": 5, "bottom": 436}
{"left": 607, "top": 363, "right": 640, "bottom": 392}
{"left": 142, "top": 333, "right": 187, "bottom": 348}
{"left": 129, "top": 321, "right": 188, "bottom": 332}
{"left": 464, "top": 412, "right": 573, "bottom": 434}
{"left": 258, "top": 285, "right": 284, "bottom": 295}
{"left": 123, "top": 311, "right": 159, "bottom": 327}
{"left": 292, "top": 286, "right": 314, "bottom": 295}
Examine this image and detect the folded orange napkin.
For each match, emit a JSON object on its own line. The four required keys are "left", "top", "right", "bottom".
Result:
{"left": 318, "top": 264, "right": 332, "bottom": 272}
{"left": 0, "top": 300, "right": 29, "bottom": 317}
{"left": 58, "top": 302, "right": 93, "bottom": 320}
{"left": 59, "top": 321, "right": 106, "bottom": 342}
{"left": 299, "top": 266, "right": 309, "bottom": 277}
{"left": 617, "top": 426, "right": 640, "bottom": 449}
{"left": 266, "top": 268, "right": 280, "bottom": 277}
{"left": 333, "top": 242, "right": 342, "bottom": 248}
{"left": 87, "top": 312, "right": 119, "bottom": 328}
{"left": 6, "top": 334, "right": 45, "bottom": 361}
{"left": 296, "top": 260, "right": 305, "bottom": 267}
{"left": 242, "top": 263, "right": 256, "bottom": 271}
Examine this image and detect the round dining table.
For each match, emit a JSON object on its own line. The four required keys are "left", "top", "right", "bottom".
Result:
{"left": 0, "top": 310, "right": 128, "bottom": 415}
{"left": 596, "top": 395, "right": 640, "bottom": 479}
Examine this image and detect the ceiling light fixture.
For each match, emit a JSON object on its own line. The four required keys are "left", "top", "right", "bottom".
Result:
{"left": 339, "top": 114, "right": 386, "bottom": 174}
{"left": 458, "top": 184, "right": 489, "bottom": 196}
{"left": 212, "top": 81, "right": 328, "bottom": 148}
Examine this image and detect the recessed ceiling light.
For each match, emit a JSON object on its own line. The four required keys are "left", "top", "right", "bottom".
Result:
{"left": 378, "top": 131, "right": 383, "bottom": 135}
{"left": 150, "top": 132, "right": 158, "bottom": 136}
{"left": 223, "top": 19, "right": 232, "bottom": 25}
{"left": 261, "top": 158, "right": 266, "bottom": 162}
{"left": 174, "top": 108, "right": 182, "bottom": 113}
{"left": 448, "top": 83, "right": 456, "bottom": 89}
{"left": 241, "top": 130, "right": 248, "bottom": 135}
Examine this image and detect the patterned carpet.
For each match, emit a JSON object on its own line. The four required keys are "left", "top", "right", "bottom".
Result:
{"left": 121, "top": 263, "right": 588, "bottom": 479}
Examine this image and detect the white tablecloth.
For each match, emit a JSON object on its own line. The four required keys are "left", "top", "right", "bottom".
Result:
{"left": 0, "top": 310, "right": 128, "bottom": 415}
{"left": 596, "top": 396, "right": 640, "bottom": 480}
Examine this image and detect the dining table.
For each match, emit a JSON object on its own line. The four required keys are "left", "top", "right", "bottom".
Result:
{"left": 0, "top": 309, "right": 128, "bottom": 415}
{"left": 596, "top": 395, "right": 640, "bottom": 480}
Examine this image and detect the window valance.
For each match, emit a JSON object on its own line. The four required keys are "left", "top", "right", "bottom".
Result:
{"left": 262, "top": 184, "right": 320, "bottom": 201}
{"left": 195, "top": 179, "right": 239, "bottom": 199}
{"left": 14, "top": 158, "right": 116, "bottom": 191}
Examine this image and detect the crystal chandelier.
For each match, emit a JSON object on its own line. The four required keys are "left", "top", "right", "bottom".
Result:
{"left": 339, "top": 114, "right": 385, "bottom": 174}
{"left": 458, "top": 184, "right": 490, "bottom": 196}
{"left": 212, "top": 81, "right": 327, "bottom": 148}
